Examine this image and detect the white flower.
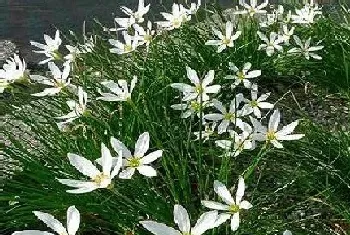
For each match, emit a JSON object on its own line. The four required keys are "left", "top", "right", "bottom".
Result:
{"left": 259, "top": 12, "right": 278, "bottom": 28}
{"left": 97, "top": 76, "right": 137, "bottom": 102}
{"left": 252, "top": 109, "right": 305, "bottom": 148}
{"left": 188, "top": 0, "right": 201, "bottom": 14}
{"left": 80, "top": 35, "right": 95, "bottom": 53}
{"left": 171, "top": 100, "right": 210, "bottom": 119}
{"left": 280, "top": 25, "right": 295, "bottom": 45}
{"left": 215, "top": 128, "right": 253, "bottom": 157}
{"left": 56, "top": 86, "right": 88, "bottom": 128}
{"left": 120, "top": 0, "right": 150, "bottom": 24}
{"left": 140, "top": 204, "right": 219, "bottom": 235}
{"left": 30, "top": 30, "right": 62, "bottom": 64}
{"left": 287, "top": 35, "right": 324, "bottom": 60}
{"left": 134, "top": 21, "right": 155, "bottom": 47}
{"left": 111, "top": 132, "right": 163, "bottom": 179}
{"left": 109, "top": 31, "right": 139, "bottom": 54}
{"left": 204, "top": 95, "right": 245, "bottom": 134}
{"left": 205, "top": 22, "right": 242, "bottom": 53}
{"left": 193, "top": 122, "right": 217, "bottom": 142}
{"left": 0, "top": 54, "right": 27, "bottom": 92}
{"left": 171, "top": 67, "right": 220, "bottom": 102}
{"left": 110, "top": 17, "right": 136, "bottom": 32}
{"left": 291, "top": 3, "right": 322, "bottom": 24}
{"left": 235, "top": 0, "right": 268, "bottom": 16}
{"left": 226, "top": 62, "right": 261, "bottom": 88}
{"left": 58, "top": 143, "right": 122, "bottom": 193}
{"left": 156, "top": 3, "right": 190, "bottom": 30}
{"left": 12, "top": 205, "right": 80, "bottom": 235}
{"left": 31, "top": 62, "right": 71, "bottom": 97}
{"left": 202, "top": 177, "right": 252, "bottom": 231}
{"left": 242, "top": 85, "right": 273, "bottom": 118}
{"left": 257, "top": 31, "right": 284, "bottom": 57}
{"left": 283, "top": 230, "right": 292, "bottom": 235}
{"left": 64, "top": 45, "right": 82, "bottom": 63}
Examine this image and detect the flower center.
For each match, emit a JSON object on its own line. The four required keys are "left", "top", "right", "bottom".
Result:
{"left": 127, "top": 157, "right": 141, "bottom": 168}
{"left": 222, "top": 37, "right": 231, "bottom": 45}
{"left": 144, "top": 34, "right": 152, "bottom": 42}
{"left": 54, "top": 80, "right": 65, "bottom": 88}
{"left": 195, "top": 85, "right": 204, "bottom": 94}
{"left": 249, "top": 7, "right": 256, "bottom": 15}
{"left": 250, "top": 100, "right": 258, "bottom": 107}
{"left": 229, "top": 204, "right": 240, "bottom": 213}
{"left": 51, "top": 50, "right": 62, "bottom": 60}
{"left": 124, "top": 44, "right": 133, "bottom": 53}
{"left": 224, "top": 112, "right": 235, "bottom": 120}
{"left": 266, "top": 131, "right": 276, "bottom": 141}
{"left": 173, "top": 18, "right": 181, "bottom": 28}
{"left": 93, "top": 173, "right": 110, "bottom": 186}
{"left": 237, "top": 71, "right": 245, "bottom": 80}
{"left": 190, "top": 101, "right": 201, "bottom": 112}
{"left": 182, "top": 232, "right": 191, "bottom": 235}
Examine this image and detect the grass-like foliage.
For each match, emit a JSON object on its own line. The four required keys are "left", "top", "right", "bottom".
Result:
{"left": 1, "top": 1, "right": 350, "bottom": 235}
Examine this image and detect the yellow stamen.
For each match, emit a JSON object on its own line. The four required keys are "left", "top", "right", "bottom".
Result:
{"left": 266, "top": 131, "right": 276, "bottom": 141}
{"left": 229, "top": 204, "right": 240, "bottom": 213}
{"left": 127, "top": 157, "right": 141, "bottom": 168}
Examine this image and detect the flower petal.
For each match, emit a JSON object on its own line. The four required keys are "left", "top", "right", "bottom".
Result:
{"left": 137, "top": 165, "right": 157, "bottom": 177}
{"left": 140, "top": 221, "right": 181, "bottom": 235}
{"left": 201, "top": 201, "right": 230, "bottom": 211}
{"left": 230, "top": 212, "right": 240, "bottom": 231}
{"left": 110, "top": 137, "right": 132, "bottom": 159}
{"left": 141, "top": 150, "right": 163, "bottom": 164}
{"left": 135, "top": 132, "right": 150, "bottom": 157}
{"left": 214, "top": 180, "right": 235, "bottom": 205}
{"left": 101, "top": 143, "right": 113, "bottom": 176}
{"left": 174, "top": 205, "right": 190, "bottom": 233}
{"left": 33, "top": 211, "right": 67, "bottom": 235}
{"left": 119, "top": 167, "right": 136, "bottom": 179}
{"left": 67, "top": 153, "right": 100, "bottom": 178}
{"left": 67, "top": 206, "right": 80, "bottom": 235}
{"left": 191, "top": 211, "right": 219, "bottom": 235}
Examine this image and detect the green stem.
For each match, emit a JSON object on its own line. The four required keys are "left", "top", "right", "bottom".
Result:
{"left": 243, "top": 145, "right": 268, "bottom": 180}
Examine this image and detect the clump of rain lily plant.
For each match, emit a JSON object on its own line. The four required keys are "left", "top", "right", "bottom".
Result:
{"left": 2, "top": 0, "right": 350, "bottom": 235}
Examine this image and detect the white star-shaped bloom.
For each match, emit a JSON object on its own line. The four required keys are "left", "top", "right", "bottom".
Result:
{"left": 202, "top": 177, "right": 252, "bottom": 231}
{"left": 0, "top": 54, "right": 27, "bottom": 92}
{"left": 30, "top": 30, "right": 63, "bottom": 64}
{"left": 287, "top": 35, "right": 324, "bottom": 60}
{"left": 134, "top": 21, "right": 155, "bottom": 47}
{"left": 215, "top": 128, "right": 253, "bottom": 157}
{"left": 120, "top": 0, "right": 150, "bottom": 24}
{"left": 97, "top": 76, "right": 137, "bottom": 102}
{"left": 140, "top": 204, "right": 219, "bottom": 235}
{"left": 111, "top": 132, "right": 163, "bottom": 179}
{"left": 280, "top": 24, "right": 295, "bottom": 45}
{"left": 242, "top": 85, "right": 274, "bottom": 118}
{"left": 171, "top": 67, "right": 220, "bottom": 102}
{"left": 257, "top": 31, "right": 284, "bottom": 57}
{"left": 156, "top": 3, "right": 190, "bottom": 30}
{"left": 171, "top": 100, "right": 210, "bottom": 119}
{"left": 109, "top": 31, "right": 139, "bottom": 54}
{"left": 235, "top": 0, "right": 268, "bottom": 16}
{"left": 12, "top": 205, "right": 80, "bottom": 235}
{"left": 56, "top": 86, "right": 88, "bottom": 129}
{"left": 31, "top": 62, "right": 71, "bottom": 97}
{"left": 205, "top": 22, "right": 242, "bottom": 53}
{"left": 204, "top": 95, "right": 245, "bottom": 134}
{"left": 58, "top": 142, "right": 122, "bottom": 194}
{"left": 226, "top": 62, "right": 261, "bottom": 88}
{"left": 291, "top": 3, "right": 322, "bottom": 24}
{"left": 252, "top": 109, "right": 305, "bottom": 148}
